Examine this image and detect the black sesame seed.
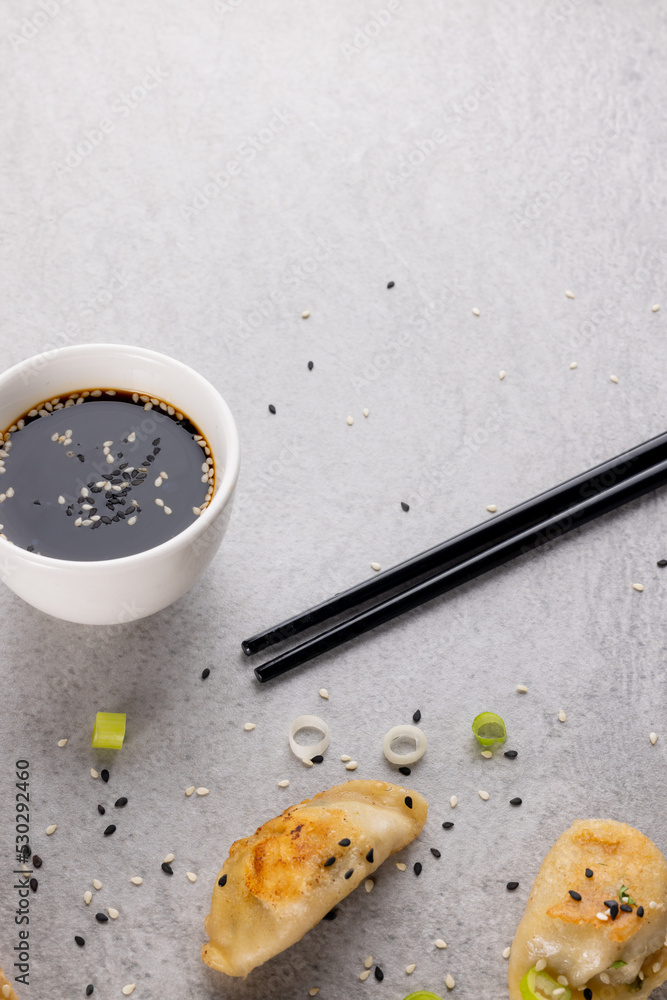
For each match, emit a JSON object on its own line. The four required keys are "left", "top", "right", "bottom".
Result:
{"left": 33, "top": 500, "right": 41, "bottom": 505}
{"left": 324, "top": 856, "right": 336, "bottom": 867}
{"left": 401, "top": 501, "right": 410, "bottom": 512}
{"left": 29, "top": 877, "right": 38, "bottom": 892}
{"left": 510, "top": 797, "right": 522, "bottom": 806}
{"left": 308, "top": 361, "right": 314, "bottom": 371}
{"left": 387, "top": 281, "right": 395, "bottom": 289}
{"left": 442, "top": 821, "right": 454, "bottom": 829}
{"left": 66, "top": 509, "right": 72, "bottom": 516}
{"left": 201, "top": 668, "right": 210, "bottom": 679}
{"left": 412, "top": 709, "right": 421, "bottom": 723}
{"left": 114, "top": 797, "right": 128, "bottom": 808}
{"left": 585, "top": 868, "right": 594, "bottom": 878}
{"left": 97, "top": 805, "right": 105, "bottom": 815}
{"left": 569, "top": 890, "right": 582, "bottom": 901}
{"left": 583, "top": 990, "right": 593, "bottom": 1000}
{"left": 345, "top": 869, "right": 354, "bottom": 879}
{"left": 311, "top": 754, "right": 324, "bottom": 764}
{"left": 398, "top": 766, "right": 411, "bottom": 776}
{"left": 100, "top": 769, "right": 109, "bottom": 783}
{"left": 431, "top": 848, "right": 441, "bottom": 858}
{"left": 77, "top": 454, "right": 85, "bottom": 462}
{"left": 86, "top": 987, "right": 94, "bottom": 997}
{"left": 504, "top": 750, "right": 518, "bottom": 758}
{"left": 375, "top": 966, "right": 384, "bottom": 982}
{"left": 27, "top": 545, "right": 34, "bottom": 552}
{"left": 323, "top": 908, "right": 337, "bottom": 920}
{"left": 75, "top": 935, "right": 85, "bottom": 947}
{"left": 162, "top": 862, "right": 174, "bottom": 875}
{"left": 506, "top": 881, "right": 519, "bottom": 891}
{"left": 620, "top": 904, "right": 632, "bottom": 912}
{"left": 101, "top": 516, "right": 112, "bottom": 524}
{"left": 366, "top": 848, "right": 374, "bottom": 863}
{"left": 103, "top": 825, "right": 116, "bottom": 836}
{"left": 268, "top": 404, "right": 276, "bottom": 414}
{"left": 413, "top": 862, "right": 422, "bottom": 876}
{"left": 657, "top": 559, "right": 667, "bottom": 567}
{"left": 91, "top": 521, "right": 101, "bottom": 529}
{"left": 152, "top": 447, "right": 160, "bottom": 456}
{"left": 145, "top": 455, "right": 154, "bottom": 464}
{"left": 338, "top": 838, "right": 351, "bottom": 846}
{"left": 604, "top": 899, "right": 617, "bottom": 908}
{"left": 404, "top": 796, "right": 413, "bottom": 809}
{"left": 95, "top": 913, "right": 108, "bottom": 923}
{"left": 32, "top": 854, "right": 42, "bottom": 868}
{"left": 152, "top": 438, "right": 161, "bottom": 446}
{"left": 637, "top": 906, "right": 644, "bottom": 917}
{"left": 218, "top": 874, "right": 227, "bottom": 887}
{"left": 610, "top": 904, "right": 619, "bottom": 920}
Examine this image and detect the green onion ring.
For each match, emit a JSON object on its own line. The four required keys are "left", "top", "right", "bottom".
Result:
{"left": 472, "top": 711, "right": 506, "bottom": 747}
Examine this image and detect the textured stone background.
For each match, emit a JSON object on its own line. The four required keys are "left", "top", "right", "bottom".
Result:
{"left": 0, "top": 0, "right": 666, "bottom": 998}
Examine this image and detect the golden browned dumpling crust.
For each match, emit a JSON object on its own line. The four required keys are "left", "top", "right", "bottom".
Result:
{"left": 202, "top": 779, "right": 428, "bottom": 977}
{"left": 509, "top": 819, "right": 667, "bottom": 1000}
{"left": 0, "top": 964, "right": 19, "bottom": 1000}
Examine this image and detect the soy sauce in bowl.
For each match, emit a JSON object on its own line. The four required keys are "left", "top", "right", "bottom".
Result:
{"left": 0, "top": 389, "right": 215, "bottom": 561}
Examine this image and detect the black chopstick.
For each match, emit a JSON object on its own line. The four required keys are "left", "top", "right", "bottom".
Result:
{"left": 254, "top": 454, "right": 667, "bottom": 682}
{"left": 243, "top": 430, "right": 667, "bottom": 657}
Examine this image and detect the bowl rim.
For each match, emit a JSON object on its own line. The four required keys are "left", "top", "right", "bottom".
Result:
{"left": 0, "top": 343, "right": 241, "bottom": 570}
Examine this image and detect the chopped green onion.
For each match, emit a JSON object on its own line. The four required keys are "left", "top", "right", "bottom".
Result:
{"left": 403, "top": 994, "right": 444, "bottom": 1000}
{"left": 472, "top": 711, "right": 507, "bottom": 747}
{"left": 609, "top": 961, "right": 627, "bottom": 969}
{"left": 619, "top": 885, "right": 636, "bottom": 905}
{"left": 92, "top": 712, "right": 126, "bottom": 750}
{"left": 520, "top": 967, "right": 572, "bottom": 1000}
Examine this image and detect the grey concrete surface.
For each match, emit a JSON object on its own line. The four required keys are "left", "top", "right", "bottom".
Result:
{"left": 1, "top": 0, "right": 666, "bottom": 998}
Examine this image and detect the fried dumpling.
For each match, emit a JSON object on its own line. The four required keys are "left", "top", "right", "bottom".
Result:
{"left": 509, "top": 819, "right": 667, "bottom": 1000}
{"left": 0, "top": 964, "right": 18, "bottom": 1000}
{"left": 202, "top": 779, "right": 428, "bottom": 977}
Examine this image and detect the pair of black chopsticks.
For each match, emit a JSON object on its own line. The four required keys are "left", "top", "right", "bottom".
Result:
{"left": 243, "top": 430, "right": 667, "bottom": 682}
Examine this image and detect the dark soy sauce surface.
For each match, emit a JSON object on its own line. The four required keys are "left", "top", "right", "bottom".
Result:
{"left": 0, "top": 390, "right": 214, "bottom": 561}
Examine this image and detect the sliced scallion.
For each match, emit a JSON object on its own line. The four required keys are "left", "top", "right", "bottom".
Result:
{"left": 520, "top": 967, "right": 572, "bottom": 1000}
{"left": 472, "top": 711, "right": 507, "bottom": 747}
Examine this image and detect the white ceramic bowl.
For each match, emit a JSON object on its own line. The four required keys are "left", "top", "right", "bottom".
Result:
{"left": 0, "top": 344, "right": 240, "bottom": 624}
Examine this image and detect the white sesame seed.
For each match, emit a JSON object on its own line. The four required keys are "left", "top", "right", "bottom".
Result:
{"left": 128, "top": 430, "right": 136, "bottom": 440}
{"left": 5, "top": 487, "right": 14, "bottom": 498}
{"left": 122, "top": 986, "right": 136, "bottom": 997}
{"left": 74, "top": 517, "right": 83, "bottom": 526}
{"left": 365, "top": 878, "right": 374, "bottom": 892}
{"left": 633, "top": 582, "right": 644, "bottom": 592}
{"left": 649, "top": 900, "right": 658, "bottom": 909}
{"left": 185, "top": 786, "right": 195, "bottom": 796}
{"left": 278, "top": 779, "right": 290, "bottom": 787}
{"left": 163, "top": 853, "right": 175, "bottom": 864}
{"left": 57, "top": 494, "right": 66, "bottom": 505}
{"left": 106, "top": 454, "right": 114, "bottom": 463}
{"left": 502, "top": 947, "right": 511, "bottom": 959}
{"left": 598, "top": 974, "right": 610, "bottom": 985}
{"left": 449, "top": 795, "right": 457, "bottom": 808}
{"left": 553, "top": 989, "right": 565, "bottom": 997}
{"left": 516, "top": 684, "right": 528, "bottom": 693}
{"left": 81, "top": 519, "right": 92, "bottom": 527}
{"left": 302, "top": 758, "right": 314, "bottom": 768}
{"left": 363, "top": 408, "right": 370, "bottom": 417}
{"left": 435, "top": 939, "right": 447, "bottom": 949}
{"left": 345, "top": 761, "right": 358, "bottom": 770}
{"left": 639, "top": 971, "right": 645, "bottom": 980}
{"left": 84, "top": 890, "right": 92, "bottom": 904}
{"left": 486, "top": 504, "right": 497, "bottom": 513}
{"left": 309, "top": 990, "right": 320, "bottom": 996}
{"left": 127, "top": 516, "right": 137, "bottom": 526}
{"left": 445, "top": 974, "right": 455, "bottom": 989}
{"left": 347, "top": 415, "right": 354, "bottom": 426}
{"left": 650, "top": 732, "right": 658, "bottom": 745}
{"left": 472, "top": 307, "right": 480, "bottom": 316}
{"left": 406, "top": 964, "right": 416, "bottom": 974}
{"left": 91, "top": 769, "right": 99, "bottom": 778}
{"left": 652, "top": 304, "right": 660, "bottom": 312}
{"left": 186, "top": 872, "right": 197, "bottom": 883}
{"left": 364, "top": 956, "right": 373, "bottom": 969}
{"left": 370, "top": 562, "right": 381, "bottom": 571}
{"left": 108, "top": 907, "right": 119, "bottom": 919}
{"left": 478, "top": 790, "right": 489, "bottom": 800}
{"left": 653, "top": 962, "right": 662, "bottom": 973}
{"left": 154, "top": 477, "right": 162, "bottom": 487}
{"left": 192, "top": 506, "right": 201, "bottom": 516}
{"left": 155, "top": 498, "right": 164, "bottom": 507}
{"left": 535, "top": 960, "right": 547, "bottom": 971}
{"left": 319, "top": 688, "right": 329, "bottom": 699}
{"left": 201, "top": 462, "right": 209, "bottom": 473}
{"left": 565, "top": 290, "right": 575, "bottom": 299}
{"left": 81, "top": 503, "right": 93, "bottom": 510}
{"left": 244, "top": 723, "right": 256, "bottom": 731}
{"left": 396, "top": 862, "right": 407, "bottom": 870}
{"left": 499, "top": 370, "right": 506, "bottom": 380}
{"left": 610, "top": 374, "right": 618, "bottom": 383}
{"left": 57, "top": 738, "right": 68, "bottom": 747}
{"left": 596, "top": 912, "right": 609, "bottom": 921}
{"left": 570, "top": 361, "right": 578, "bottom": 369}
{"left": 130, "top": 876, "right": 143, "bottom": 885}
{"left": 93, "top": 879, "right": 102, "bottom": 890}
{"left": 0, "top": 495, "right": 5, "bottom": 504}
{"left": 163, "top": 506, "right": 172, "bottom": 515}
{"left": 481, "top": 750, "right": 493, "bottom": 758}
{"left": 359, "top": 970, "right": 371, "bottom": 981}
{"left": 341, "top": 755, "right": 351, "bottom": 762}
{"left": 201, "top": 474, "right": 208, "bottom": 482}
{"left": 558, "top": 709, "right": 567, "bottom": 722}
{"left": 160, "top": 471, "right": 168, "bottom": 479}
{"left": 45, "top": 825, "right": 57, "bottom": 835}
{"left": 196, "top": 787, "right": 209, "bottom": 796}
